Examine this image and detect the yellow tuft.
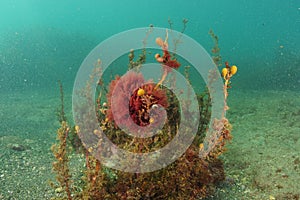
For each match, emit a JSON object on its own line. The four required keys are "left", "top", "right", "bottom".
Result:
{"left": 149, "top": 118, "right": 154, "bottom": 124}
{"left": 137, "top": 88, "right": 145, "bottom": 96}
{"left": 93, "top": 129, "right": 100, "bottom": 135}
{"left": 75, "top": 125, "right": 80, "bottom": 133}
{"left": 199, "top": 143, "right": 204, "bottom": 150}
{"left": 230, "top": 65, "right": 238, "bottom": 75}
{"left": 155, "top": 53, "right": 161, "bottom": 59}
{"left": 269, "top": 195, "right": 275, "bottom": 200}
{"left": 88, "top": 147, "right": 93, "bottom": 153}
{"left": 221, "top": 68, "right": 228, "bottom": 78}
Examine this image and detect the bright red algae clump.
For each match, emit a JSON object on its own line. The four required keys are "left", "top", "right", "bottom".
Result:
{"left": 106, "top": 71, "right": 168, "bottom": 128}
{"left": 161, "top": 49, "right": 181, "bottom": 72}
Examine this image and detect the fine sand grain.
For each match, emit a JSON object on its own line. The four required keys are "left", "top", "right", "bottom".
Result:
{"left": 0, "top": 89, "right": 299, "bottom": 200}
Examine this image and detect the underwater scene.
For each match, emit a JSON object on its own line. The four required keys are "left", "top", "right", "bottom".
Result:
{"left": 0, "top": 0, "right": 299, "bottom": 199}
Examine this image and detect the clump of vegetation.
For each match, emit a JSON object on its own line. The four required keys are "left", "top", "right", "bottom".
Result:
{"left": 51, "top": 23, "right": 238, "bottom": 199}
{"left": 51, "top": 82, "right": 72, "bottom": 200}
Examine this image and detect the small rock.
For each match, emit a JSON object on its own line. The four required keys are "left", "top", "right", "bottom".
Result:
{"left": 9, "top": 144, "right": 27, "bottom": 151}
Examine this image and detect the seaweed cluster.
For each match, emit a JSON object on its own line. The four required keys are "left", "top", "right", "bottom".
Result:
{"left": 51, "top": 28, "right": 237, "bottom": 199}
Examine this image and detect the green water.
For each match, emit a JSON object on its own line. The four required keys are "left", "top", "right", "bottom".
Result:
{"left": 1, "top": 0, "right": 299, "bottom": 93}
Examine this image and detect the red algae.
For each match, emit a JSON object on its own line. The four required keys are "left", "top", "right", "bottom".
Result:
{"left": 106, "top": 71, "right": 168, "bottom": 129}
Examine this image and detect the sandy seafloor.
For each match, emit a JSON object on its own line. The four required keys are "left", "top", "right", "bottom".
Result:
{"left": 0, "top": 88, "right": 299, "bottom": 200}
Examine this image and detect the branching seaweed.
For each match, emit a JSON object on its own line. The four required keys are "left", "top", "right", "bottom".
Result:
{"left": 51, "top": 22, "right": 238, "bottom": 200}
{"left": 51, "top": 121, "right": 72, "bottom": 200}
{"left": 57, "top": 80, "right": 67, "bottom": 123}
{"left": 209, "top": 29, "right": 222, "bottom": 66}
